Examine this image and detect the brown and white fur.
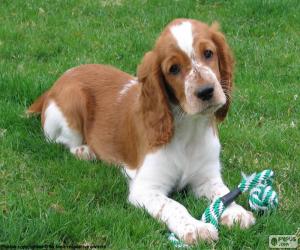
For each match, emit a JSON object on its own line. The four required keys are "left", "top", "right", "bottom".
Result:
{"left": 28, "top": 19, "right": 255, "bottom": 244}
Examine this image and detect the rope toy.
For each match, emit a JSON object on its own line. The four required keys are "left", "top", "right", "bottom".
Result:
{"left": 168, "top": 169, "right": 279, "bottom": 247}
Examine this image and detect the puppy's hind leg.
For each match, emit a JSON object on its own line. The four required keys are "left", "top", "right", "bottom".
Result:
{"left": 43, "top": 101, "right": 95, "bottom": 161}
{"left": 70, "top": 145, "right": 96, "bottom": 161}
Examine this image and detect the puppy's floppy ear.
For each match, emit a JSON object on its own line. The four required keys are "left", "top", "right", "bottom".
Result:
{"left": 211, "top": 22, "right": 234, "bottom": 122}
{"left": 137, "top": 51, "right": 173, "bottom": 148}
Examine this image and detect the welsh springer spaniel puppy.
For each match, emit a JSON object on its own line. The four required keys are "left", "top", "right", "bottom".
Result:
{"left": 28, "top": 19, "right": 255, "bottom": 244}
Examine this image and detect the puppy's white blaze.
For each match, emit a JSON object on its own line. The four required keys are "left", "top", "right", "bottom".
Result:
{"left": 170, "top": 21, "right": 194, "bottom": 58}
{"left": 190, "top": 60, "right": 218, "bottom": 82}
{"left": 119, "top": 78, "right": 138, "bottom": 97}
{"left": 200, "top": 65, "right": 219, "bottom": 83}
{"left": 44, "top": 101, "right": 82, "bottom": 148}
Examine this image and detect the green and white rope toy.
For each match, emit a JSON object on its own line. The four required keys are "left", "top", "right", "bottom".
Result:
{"left": 168, "top": 169, "right": 279, "bottom": 247}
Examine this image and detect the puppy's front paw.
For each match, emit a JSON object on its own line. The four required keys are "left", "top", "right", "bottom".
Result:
{"left": 221, "top": 203, "right": 255, "bottom": 229}
{"left": 179, "top": 219, "right": 218, "bottom": 245}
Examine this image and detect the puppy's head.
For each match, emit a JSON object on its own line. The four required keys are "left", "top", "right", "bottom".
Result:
{"left": 138, "top": 19, "right": 234, "bottom": 147}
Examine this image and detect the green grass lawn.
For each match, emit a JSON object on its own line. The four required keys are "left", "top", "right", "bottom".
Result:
{"left": 0, "top": 0, "right": 299, "bottom": 249}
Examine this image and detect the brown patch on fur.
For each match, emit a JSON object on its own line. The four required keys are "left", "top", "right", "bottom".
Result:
{"left": 137, "top": 51, "right": 174, "bottom": 148}
{"left": 210, "top": 23, "right": 234, "bottom": 122}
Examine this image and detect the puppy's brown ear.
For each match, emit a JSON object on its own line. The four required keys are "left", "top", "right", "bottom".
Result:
{"left": 137, "top": 51, "right": 173, "bottom": 148}
{"left": 211, "top": 23, "right": 234, "bottom": 122}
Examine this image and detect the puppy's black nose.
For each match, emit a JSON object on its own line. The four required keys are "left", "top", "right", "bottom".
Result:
{"left": 196, "top": 85, "right": 214, "bottom": 101}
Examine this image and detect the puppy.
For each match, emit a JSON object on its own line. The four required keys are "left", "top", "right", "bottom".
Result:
{"left": 28, "top": 19, "right": 255, "bottom": 244}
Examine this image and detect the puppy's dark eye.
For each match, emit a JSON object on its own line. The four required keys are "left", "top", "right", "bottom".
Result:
{"left": 169, "top": 64, "right": 180, "bottom": 75}
{"left": 203, "top": 49, "right": 213, "bottom": 59}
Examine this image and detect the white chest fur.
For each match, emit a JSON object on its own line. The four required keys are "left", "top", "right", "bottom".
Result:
{"left": 128, "top": 115, "right": 222, "bottom": 194}
{"left": 164, "top": 115, "right": 221, "bottom": 189}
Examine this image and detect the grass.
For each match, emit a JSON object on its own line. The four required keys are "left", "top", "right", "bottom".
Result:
{"left": 0, "top": 0, "right": 299, "bottom": 249}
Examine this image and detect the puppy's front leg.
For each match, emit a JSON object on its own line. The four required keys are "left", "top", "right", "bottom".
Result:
{"left": 191, "top": 172, "right": 255, "bottom": 229}
{"left": 129, "top": 188, "right": 218, "bottom": 244}
{"left": 127, "top": 153, "right": 218, "bottom": 245}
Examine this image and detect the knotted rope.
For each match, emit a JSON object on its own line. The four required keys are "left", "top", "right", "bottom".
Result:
{"left": 169, "top": 169, "right": 278, "bottom": 247}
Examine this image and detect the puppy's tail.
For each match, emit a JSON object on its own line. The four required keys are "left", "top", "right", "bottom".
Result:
{"left": 27, "top": 91, "right": 49, "bottom": 115}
